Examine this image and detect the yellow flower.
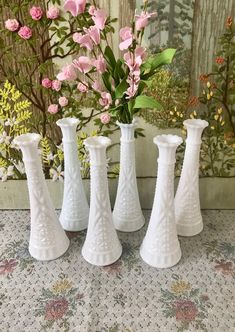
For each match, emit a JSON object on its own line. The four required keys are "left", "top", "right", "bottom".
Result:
{"left": 190, "top": 114, "right": 194, "bottom": 119}
{"left": 180, "top": 113, "right": 183, "bottom": 118}
{"left": 193, "top": 110, "right": 197, "bottom": 116}
{"left": 52, "top": 279, "right": 73, "bottom": 294}
{"left": 221, "top": 121, "right": 225, "bottom": 126}
{"left": 176, "top": 111, "right": 180, "bottom": 117}
{"left": 172, "top": 118, "right": 177, "bottom": 122}
{"left": 210, "top": 91, "right": 213, "bottom": 97}
{"left": 207, "top": 93, "right": 211, "bottom": 100}
{"left": 207, "top": 81, "right": 211, "bottom": 88}
{"left": 171, "top": 280, "right": 190, "bottom": 294}
{"left": 211, "top": 126, "right": 215, "bottom": 130}
{"left": 218, "top": 108, "right": 223, "bottom": 114}
{"left": 214, "top": 114, "right": 219, "bottom": 121}
{"left": 170, "top": 111, "right": 174, "bottom": 115}
{"left": 203, "top": 90, "right": 206, "bottom": 95}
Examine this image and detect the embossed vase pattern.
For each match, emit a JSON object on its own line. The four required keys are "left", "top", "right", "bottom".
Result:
{"left": 113, "top": 120, "right": 145, "bottom": 232}
{"left": 140, "top": 135, "right": 182, "bottom": 268}
{"left": 82, "top": 136, "right": 122, "bottom": 266}
{"left": 13, "top": 133, "right": 69, "bottom": 261}
{"left": 175, "top": 119, "right": 209, "bottom": 236}
{"left": 57, "top": 118, "right": 89, "bottom": 231}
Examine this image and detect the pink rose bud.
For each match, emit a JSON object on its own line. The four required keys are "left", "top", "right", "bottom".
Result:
{"left": 52, "top": 80, "right": 61, "bottom": 91}
{"left": 88, "top": 5, "right": 96, "bottom": 16}
{"left": 47, "top": 6, "right": 60, "bottom": 19}
{"left": 100, "top": 113, "right": 111, "bottom": 124}
{"left": 59, "top": 97, "right": 68, "bottom": 107}
{"left": 77, "top": 82, "right": 88, "bottom": 93}
{"left": 29, "top": 6, "right": 43, "bottom": 21}
{"left": 47, "top": 104, "right": 59, "bottom": 114}
{"left": 18, "top": 26, "right": 32, "bottom": 40}
{"left": 5, "top": 19, "right": 19, "bottom": 32}
{"left": 41, "top": 78, "right": 52, "bottom": 89}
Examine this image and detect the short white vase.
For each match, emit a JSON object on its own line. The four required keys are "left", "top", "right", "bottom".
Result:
{"left": 140, "top": 135, "right": 182, "bottom": 268}
{"left": 113, "top": 119, "right": 145, "bottom": 232}
{"left": 82, "top": 136, "right": 122, "bottom": 266}
{"left": 175, "top": 119, "right": 208, "bottom": 236}
{"left": 14, "top": 133, "right": 69, "bottom": 261}
{"left": 56, "top": 118, "right": 89, "bottom": 231}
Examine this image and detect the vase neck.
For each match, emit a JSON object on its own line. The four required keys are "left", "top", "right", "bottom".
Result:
{"left": 157, "top": 145, "right": 179, "bottom": 165}
{"left": 60, "top": 126, "right": 77, "bottom": 144}
{"left": 118, "top": 122, "right": 136, "bottom": 142}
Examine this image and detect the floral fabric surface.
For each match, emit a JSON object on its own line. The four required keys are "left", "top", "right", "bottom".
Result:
{"left": 0, "top": 210, "right": 234, "bottom": 332}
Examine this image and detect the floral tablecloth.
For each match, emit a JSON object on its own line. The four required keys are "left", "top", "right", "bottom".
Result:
{"left": 0, "top": 210, "right": 234, "bottom": 332}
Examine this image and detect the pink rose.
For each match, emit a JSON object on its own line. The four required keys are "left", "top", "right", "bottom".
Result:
{"left": 57, "top": 64, "right": 77, "bottom": 81}
{"left": 18, "top": 26, "right": 32, "bottom": 39}
{"left": 99, "top": 92, "right": 112, "bottom": 110}
{"left": 100, "top": 113, "right": 111, "bottom": 124}
{"left": 73, "top": 32, "right": 93, "bottom": 51}
{"left": 59, "top": 97, "right": 68, "bottom": 107}
{"left": 88, "top": 5, "right": 96, "bottom": 15}
{"left": 94, "top": 55, "right": 106, "bottom": 74}
{"left": 92, "top": 80, "right": 102, "bottom": 92}
{"left": 47, "top": 6, "right": 60, "bottom": 19}
{"left": 84, "top": 26, "right": 100, "bottom": 45}
{"left": 5, "top": 19, "right": 19, "bottom": 32}
{"left": 41, "top": 78, "right": 52, "bottom": 89}
{"left": 119, "top": 27, "right": 133, "bottom": 51}
{"left": 47, "top": 104, "right": 59, "bottom": 114}
{"left": 29, "top": 6, "right": 43, "bottom": 20}
{"left": 92, "top": 9, "right": 106, "bottom": 30}
{"left": 52, "top": 80, "right": 61, "bottom": 91}
{"left": 64, "top": 0, "right": 86, "bottom": 17}
{"left": 135, "top": 11, "right": 156, "bottom": 31}
{"left": 77, "top": 82, "right": 88, "bottom": 93}
{"left": 73, "top": 56, "right": 91, "bottom": 73}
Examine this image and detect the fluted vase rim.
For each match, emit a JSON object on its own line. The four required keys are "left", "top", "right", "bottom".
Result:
{"left": 183, "top": 119, "right": 209, "bottom": 129}
{"left": 13, "top": 133, "right": 41, "bottom": 147}
{"left": 56, "top": 117, "right": 80, "bottom": 127}
{"left": 84, "top": 136, "right": 111, "bottom": 149}
{"left": 154, "top": 134, "right": 183, "bottom": 147}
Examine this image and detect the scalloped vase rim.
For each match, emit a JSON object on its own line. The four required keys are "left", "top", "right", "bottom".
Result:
{"left": 13, "top": 133, "right": 41, "bottom": 146}
{"left": 116, "top": 118, "right": 138, "bottom": 127}
{"left": 84, "top": 136, "right": 111, "bottom": 149}
{"left": 56, "top": 117, "right": 80, "bottom": 127}
{"left": 153, "top": 134, "right": 183, "bottom": 147}
{"left": 183, "top": 119, "right": 209, "bottom": 128}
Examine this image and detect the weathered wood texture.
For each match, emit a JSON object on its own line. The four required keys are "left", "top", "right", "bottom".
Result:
{"left": 190, "top": 0, "right": 235, "bottom": 96}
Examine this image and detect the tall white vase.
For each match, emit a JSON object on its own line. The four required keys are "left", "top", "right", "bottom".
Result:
{"left": 175, "top": 119, "right": 208, "bottom": 236}
{"left": 13, "top": 133, "right": 69, "bottom": 261}
{"left": 82, "top": 136, "right": 122, "bottom": 266}
{"left": 113, "top": 119, "right": 145, "bottom": 232}
{"left": 56, "top": 118, "right": 89, "bottom": 231}
{"left": 140, "top": 135, "right": 182, "bottom": 268}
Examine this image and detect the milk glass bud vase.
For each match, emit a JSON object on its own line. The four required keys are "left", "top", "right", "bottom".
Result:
{"left": 140, "top": 135, "right": 182, "bottom": 268}
{"left": 82, "top": 136, "right": 122, "bottom": 266}
{"left": 56, "top": 118, "right": 89, "bottom": 231}
{"left": 13, "top": 133, "right": 69, "bottom": 261}
{"left": 113, "top": 119, "right": 145, "bottom": 232}
{"left": 175, "top": 119, "right": 208, "bottom": 236}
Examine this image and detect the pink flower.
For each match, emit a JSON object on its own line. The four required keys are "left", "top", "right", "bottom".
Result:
{"left": 47, "top": 6, "right": 60, "bottom": 19}
{"left": 45, "top": 298, "right": 69, "bottom": 320}
{"left": 57, "top": 64, "right": 77, "bottom": 81}
{"left": 41, "top": 78, "right": 52, "bottom": 89}
{"left": 73, "top": 33, "right": 93, "bottom": 51}
{"left": 77, "top": 82, "right": 88, "bottom": 92}
{"left": 92, "top": 80, "right": 102, "bottom": 92}
{"left": 94, "top": 55, "right": 106, "bottom": 74}
{"left": 52, "top": 80, "right": 61, "bottom": 91}
{"left": 18, "top": 26, "right": 32, "bottom": 40}
{"left": 5, "top": 19, "right": 19, "bottom": 32}
{"left": 29, "top": 6, "right": 43, "bottom": 20}
{"left": 119, "top": 27, "right": 133, "bottom": 50}
{"left": 73, "top": 56, "right": 91, "bottom": 73}
{"left": 135, "top": 46, "right": 146, "bottom": 60}
{"left": 100, "top": 113, "right": 111, "bottom": 124}
{"left": 59, "top": 97, "right": 68, "bottom": 107}
{"left": 64, "top": 0, "right": 86, "bottom": 17}
{"left": 47, "top": 104, "right": 59, "bottom": 114}
{"left": 84, "top": 26, "right": 100, "bottom": 45}
{"left": 135, "top": 11, "right": 156, "bottom": 31}
{"left": 126, "top": 84, "right": 138, "bottom": 99}
{"left": 99, "top": 92, "right": 112, "bottom": 110}
{"left": 89, "top": 5, "right": 96, "bottom": 15}
{"left": 124, "top": 52, "right": 142, "bottom": 74}
{"left": 92, "top": 9, "right": 106, "bottom": 30}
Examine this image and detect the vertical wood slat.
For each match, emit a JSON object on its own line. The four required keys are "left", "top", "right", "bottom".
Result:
{"left": 190, "top": 0, "right": 235, "bottom": 96}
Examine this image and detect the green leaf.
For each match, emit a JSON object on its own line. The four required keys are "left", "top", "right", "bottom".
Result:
{"left": 133, "top": 95, "right": 162, "bottom": 109}
{"left": 115, "top": 78, "right": 128, "bottom": 99}
{"left": 151, "top": 48, "right": 176, "bottom": 69}
{"left": 102, "top": 72, "right": 112, "bottom": 92}
{"left": 104, "top": 46, "right": 116, "bottom": 71}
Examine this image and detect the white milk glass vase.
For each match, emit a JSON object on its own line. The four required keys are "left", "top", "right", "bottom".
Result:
{"left": 113, "top": 119, "right": 145, "bottom": 232}
{"left": 82, "top": 136, "right": 122, "bottom": 266}
{"left": 13, "top": 133, "right": 69, "bottom": 261}
{"left": 175, "top": 119, "right": 208, "bottom": 236}
{"left": 140, "top": 135, "right": 182, "bottom": 268}
{"left": 56, "top": 118, "right": 89, "bottom": 231}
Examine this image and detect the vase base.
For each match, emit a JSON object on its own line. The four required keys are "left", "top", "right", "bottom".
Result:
{"left": 82, "top": 244, "right": 122, "bottom": 266}
{"left": 113, "top": 213, "right": 145, "bottom": 232}
{"left": 140, "top": 243, "right": 182, "bottom": 268}
{"left": 60, "top": 215, "right": 88, "bottom": 232}
{"left": 177, "top": 220, "right": 203, "bottom": 237}
{"left": 29, "top": 236, "right": 70, "bottom": 261}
